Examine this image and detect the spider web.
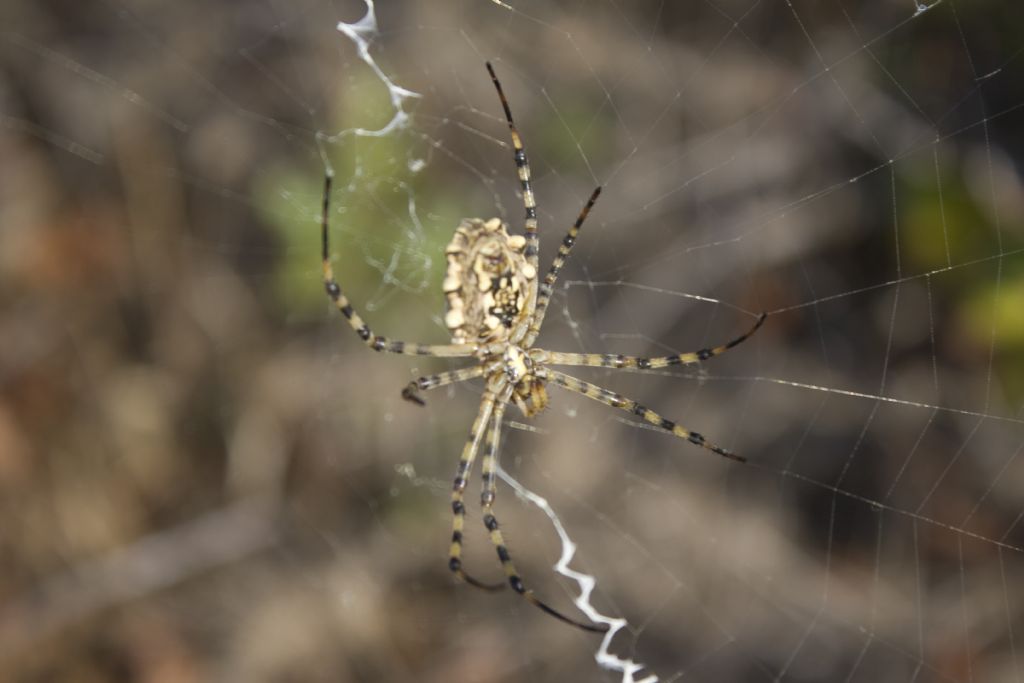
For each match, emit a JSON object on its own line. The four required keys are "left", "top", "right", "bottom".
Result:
{"left": 2, "top": 0, "right": 1023, "bottom": 681}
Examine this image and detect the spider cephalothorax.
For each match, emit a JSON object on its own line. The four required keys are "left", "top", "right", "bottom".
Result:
{"left": 503, "top": 345, "right": 549, "bottom": 417}
{"left": 320, "top": 61, "right": 766, "bottom": 633}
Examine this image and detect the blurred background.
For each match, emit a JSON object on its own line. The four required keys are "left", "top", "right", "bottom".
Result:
{"left": 2, "top": 0, "right": 1023, "bottom": 681}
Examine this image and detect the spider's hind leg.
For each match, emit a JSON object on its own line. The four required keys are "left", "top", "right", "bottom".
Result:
{"left": 486, "top": 62, "right": 539, "bottom": 273}
{"left": 401, "top": 365, "right": 492, "bottom": 406}
{"left": 524, "top": 185, "right": 602, "bottom": 346}
{"left": 543, "top": 312, "right": 767, "bottom": 370}
{"left": 320, "top": 172, "right": 477, "bottom": 359}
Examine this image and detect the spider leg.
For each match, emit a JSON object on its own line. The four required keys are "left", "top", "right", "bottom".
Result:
{"left": 479, "top": 391, "right": 609, "bottom": 633}
{"left": 486, "top": 62, "right": 539, "bottom": 274}
{"left": 320, "top": 173, "right": 477, "bottom": 358}
{"left": 524, "top": 186, "right": 602, "bottom": 347}
{"left": 402, "top": 364, "right": 497, "bottom": 406}
{"left": 449, "top": 387, "right": 505, "bottom": 591}
{"left": 542, "top": 368, "right": 747, "bottom": 463}
{"left": 541, "top": 312, "right": 766, "bottom": 370}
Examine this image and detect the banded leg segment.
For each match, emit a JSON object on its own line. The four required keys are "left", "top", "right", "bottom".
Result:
{"left": 320, "top": 173, "right": 476, "bottom": 358}
{"left": 541, "top": 312, "right": 767, "bottom": 370}
{"left": 486, "top": 62, "right": 539, "bottom": 271}
{"left": 543, "top": 368, "right": 746, "bottom": 463}
{"left": 479, "top": 391, "right": 608, "bottom": 633}
{"left": 479, "top": 389, "right": 510, "bottom": 510}
{"left": 449, "top": 386, "right": 503, "bottom": 590}
{"left": 524, "top": 186, "right": 602, "bottom": 347}
{"left": 402, "top": 364, "right": 497, "bottom": 406}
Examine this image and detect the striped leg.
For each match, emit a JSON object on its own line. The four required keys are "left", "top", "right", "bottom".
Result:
{"left": 543, "top": 368, "right": 747, "bottom": 463}
{"left": 402, "top": 364, "right": 497, "bottom": 406}
{"left": 321, "top": 173, "right": 476, "bottom": 358}
{"left": 479, "top": 391, "right": 608, "bottom": 633}
{"left": 449, "top": 387, "right": 504, "bottom": 591}
{"left": 540, "top": 312, "right": 766, "bottom": 370}
{"left": 524, "top": 186, "right": 602, "bottom": 347}
{"left": 486, "top": 63, "right": 538, "bottom": 272}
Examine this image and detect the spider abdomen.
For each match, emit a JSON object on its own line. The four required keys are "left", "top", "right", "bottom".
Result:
{"left": 444, "top": 217, "right": 537, "bottom": 344}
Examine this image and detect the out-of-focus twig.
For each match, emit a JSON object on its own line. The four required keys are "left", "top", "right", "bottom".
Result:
{"left": 0, "top": 497, "right": 279, "bottom": 659}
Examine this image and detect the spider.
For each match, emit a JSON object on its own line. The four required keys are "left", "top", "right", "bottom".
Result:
{"left": 320, "top": 62, "right": 766, "bottom": 632}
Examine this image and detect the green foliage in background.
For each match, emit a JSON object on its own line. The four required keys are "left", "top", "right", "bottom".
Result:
{"left": 902, "top": 157, "right": 1024, "bottom": 406}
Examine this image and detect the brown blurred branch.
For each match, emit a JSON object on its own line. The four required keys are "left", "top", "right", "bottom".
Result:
{"left": 0, "top": 497, "right": 279, "bottom": 659}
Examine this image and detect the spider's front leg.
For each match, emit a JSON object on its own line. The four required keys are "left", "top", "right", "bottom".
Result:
{"left": 475, "top": 386, "right": 608, "bottom": 633}
{"left": 542, "top": 368, "right": 747, "bottom": 462}
{"left": 448, "top": 387, "right": 504, "bottom": 591}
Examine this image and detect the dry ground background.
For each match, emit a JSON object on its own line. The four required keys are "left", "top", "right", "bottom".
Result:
{"left": 2, "top": 1, "right": 1024, "bottom": 681}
